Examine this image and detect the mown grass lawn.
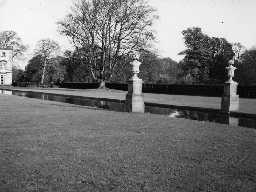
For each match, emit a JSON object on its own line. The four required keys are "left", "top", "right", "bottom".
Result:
{"left": 0, "top": 95, "right": 255, "bottom": 192}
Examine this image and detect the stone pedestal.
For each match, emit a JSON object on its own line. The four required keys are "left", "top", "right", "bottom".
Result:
{"left": 221, "top": 81, "right": 239, "bottom": 112}
{"left": 126, "top": 77, "right": 144, "bottom": 113}
{"left": 228, "top": 116, "right": 239, "bottom": 126}
{"left": 219, "top": 113, "right": 239, "bottom": 126}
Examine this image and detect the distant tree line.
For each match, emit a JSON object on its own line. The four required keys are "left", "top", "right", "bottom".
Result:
{"left": 1, "top": 1, "right": 256, "bottom": 86}
{"left": 5, "top": 27, "right": 256, "bottom": 87}
{"left": 16, "top": 47, "right": 180, "bottom": 85}
{"left": 12, "top": 0, "right": 182, "bottom": 86}
{"left": 178, "top": 27, "right": 256, "bottom": 85}
{"left": 8, "top": 27, "right": 256, "bottom": 86}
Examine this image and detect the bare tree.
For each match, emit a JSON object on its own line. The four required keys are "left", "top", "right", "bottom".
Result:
{"left": 232, "top": 42, "right": 245, "bottom": 63}
{"left": 0, "top": 30, "right": 27, "bottom": 58}
{"left": 58, "top": 0, "right": 158, "bottom": 88}
{"left": 34, "top": 39, "right": 60, "bottom": 85}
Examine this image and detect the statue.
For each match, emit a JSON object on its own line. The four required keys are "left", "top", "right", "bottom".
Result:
{"left": 226, "top": 60, "right": 237, "bottom": 83}
{"left": 126, "top": 51, "right": 144, "bottom": 113}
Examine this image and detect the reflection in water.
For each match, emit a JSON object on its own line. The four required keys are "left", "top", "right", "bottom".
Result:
{"left": 0, "top": 89, "right": 255, "bottom": 129}
{"left": 169, "top": 110, "right": 180, "bottom": 118}
{"left": 146, "top": 104, "right": 256, "bottom": 129}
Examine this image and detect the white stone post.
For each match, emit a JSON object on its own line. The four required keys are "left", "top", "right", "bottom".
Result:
{"left": 126, "top": 59, "right": 144, "bottom": 113}
{"left": 221, "top": 60, "right": 239, "bottom": 112}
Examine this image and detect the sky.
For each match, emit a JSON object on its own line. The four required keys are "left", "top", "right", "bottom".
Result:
{"left": 1, "top": 0, "right": 256, "bottom": 67}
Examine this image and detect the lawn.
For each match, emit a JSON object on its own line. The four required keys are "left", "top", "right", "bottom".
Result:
{"left": 0, "top": 94, "right": 255, "bottom": 192}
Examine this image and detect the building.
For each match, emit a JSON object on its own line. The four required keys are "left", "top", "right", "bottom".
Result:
{"left": 0, "top": 48, "right": 13, "bottom": 85}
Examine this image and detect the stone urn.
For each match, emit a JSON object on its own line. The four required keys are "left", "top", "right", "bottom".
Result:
{"left": 221, "top": 60, "right": 239, "bottom": 112}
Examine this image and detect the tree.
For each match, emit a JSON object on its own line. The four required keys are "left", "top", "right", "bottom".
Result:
{"left": 12, "top": 66, "right": 26, "bottom": 84}
{"left": 179, "top": 27, "right": 211, "bottom": 83}
{"left": 25, "top": 54, "right": 66, "bottom": 85}
{"left": 62, "top": 50, "right": 76, "bottom": 82}
{"left": 58, "top": 0, "right": 158, "bottom": 88}
{"left": 158, "top": 57, "right": 179, "bottom": 83}
{"left": 34, "top": 39, "right": 60, "bottom": 85}
{"left": 138, "top": 50, "right": 179, "bottom": 83}
{"left": 232, "top": 42, "right": 244, "bottom": 60}
{"left": 140, "top": 50, "right": 160, "bottom": 83}
{"left": 107, "top": 50, "right": 179, "bottom": 83}
{"left": 61, "top": 49, "right": 94, "bottom": 82}
{"left": 46, "top": 56, "right": 66, "bottom": 84}
{"left": 0, "top": 30, "right": 27, "bottom": 58}
{"left": 106, "top": 54, "right": 132, "bottom": 83}
{"left": 25, "top": 55, "right": 44, "bottom": 83}
{"left": 208, "top": 37, "right": 234, "bottom": 83}
{"left": 236, "top": 49, "right": 256, "bottom": 85}
{"left": 179, "top": 27, "right": 234, "bottom": 84}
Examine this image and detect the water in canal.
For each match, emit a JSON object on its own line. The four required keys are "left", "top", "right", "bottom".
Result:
{"left": 1, "top": 89, "right": 256, "bottom": 129}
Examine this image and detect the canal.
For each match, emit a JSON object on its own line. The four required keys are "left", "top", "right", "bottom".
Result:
{"left": 1, "top": 89, "right": 256, "bottom": 128}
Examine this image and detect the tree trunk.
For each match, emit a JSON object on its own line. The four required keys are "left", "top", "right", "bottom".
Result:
{"left": 41, "top": 59, "right": 47, "bottom": 86}
{"left": 98, "top": 80, "right": 106, "bottom": 89}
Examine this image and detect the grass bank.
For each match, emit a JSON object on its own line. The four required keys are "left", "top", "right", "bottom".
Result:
{"left": 0, "top": 95, "right": 255, "bottom": 191}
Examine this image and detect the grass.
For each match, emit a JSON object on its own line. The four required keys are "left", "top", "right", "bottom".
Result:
{"left": 0, "top": 94, "right": 256, "bottom": 192}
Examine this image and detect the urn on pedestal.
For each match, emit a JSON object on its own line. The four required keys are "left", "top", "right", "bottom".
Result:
{"left": 221, "top": 59, "right": 239, "bottom": 112}
{"left": 125, "top": 57, "right": 144, "bottom": 113}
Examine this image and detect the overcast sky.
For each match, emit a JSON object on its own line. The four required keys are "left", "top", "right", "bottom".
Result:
{"left": 1, "top": 0, "right": 256, "bottom": 64}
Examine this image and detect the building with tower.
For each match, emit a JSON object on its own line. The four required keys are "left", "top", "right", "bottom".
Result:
{"left": 0, "top": 48, "right": 13, "bottom": 85}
